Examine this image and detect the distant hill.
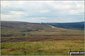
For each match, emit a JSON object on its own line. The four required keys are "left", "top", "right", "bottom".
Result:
{"left": 42, "top": 22, "right": 84, "bottom": 30}
{"left": 1, "top": 21, "right": 51, "bottom": 31}
{"left": 1, "top": 21, "right": 84, "bottom": 31}
{"left": 1, "top": 21, "right": 84, "bottom": 41}
{"left": 1, "top": 21, "right": 53, "bottom": 36}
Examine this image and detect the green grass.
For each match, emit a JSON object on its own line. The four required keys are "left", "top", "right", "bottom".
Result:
{"left": 1, "top": 40, "right": 84, "bottom": 55}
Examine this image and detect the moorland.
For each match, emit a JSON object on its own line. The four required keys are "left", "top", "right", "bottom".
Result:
{"left": 1, "top": 21, "right": 84, "bottom": 55}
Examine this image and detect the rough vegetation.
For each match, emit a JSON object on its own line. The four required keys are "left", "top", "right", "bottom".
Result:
{"left": 1, "top": 21, "right": 84, "bottom": 55}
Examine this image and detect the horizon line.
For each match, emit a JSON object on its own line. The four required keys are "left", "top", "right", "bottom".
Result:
{"left": 1, "top": 20, "right": 84, "bottom": 23}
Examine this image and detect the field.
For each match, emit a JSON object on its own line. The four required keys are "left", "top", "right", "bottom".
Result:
{"left": 1, "top": 21, "right": 84, "bottom": 55}
{"left": 1, "top": 40, "right": 84, "bottom": 55}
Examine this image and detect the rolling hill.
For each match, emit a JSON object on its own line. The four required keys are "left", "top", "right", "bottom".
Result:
{"left": 1, "top": 21, "right": 84, "bottom": 55}
{"left": 1, "top": 21, "right": 84, "bottom": 31}
{"left": 42, "top": 22, "right": 84, "bottom": 30}
{"left": 1, "top": 21, "right": 84, "bottom": 40}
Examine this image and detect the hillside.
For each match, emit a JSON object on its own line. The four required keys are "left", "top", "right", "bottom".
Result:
{"left": 1, "top": 21, "right": 52, "bottom": 31}
{"left": 1, "top": 21, "right": 84, "bottom": 31}
{"left": 1, "top": 21, "right": 84, "bottom": 55}
{"left": 1, "top": 21, "right": 84, "bottom": 41}
{"left": 42, "top": 22, "right": 84, "bottom": 30}
{"left": 1, "top": 21, "right": 53, "bottom": 37}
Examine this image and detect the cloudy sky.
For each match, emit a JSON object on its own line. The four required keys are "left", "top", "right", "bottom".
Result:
{"left": 1, "top": 1, "right": 84, "bottom": 23}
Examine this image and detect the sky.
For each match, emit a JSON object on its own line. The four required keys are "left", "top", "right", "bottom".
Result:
{"left": 1, "top": 1, "right": 84, "bottom": 23}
